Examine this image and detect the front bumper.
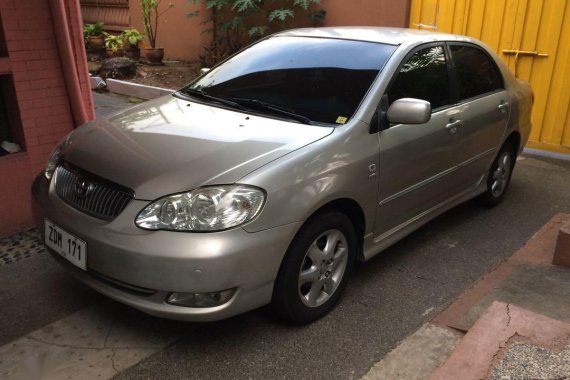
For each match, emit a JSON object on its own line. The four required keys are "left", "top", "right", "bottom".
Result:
{"left": 32, "top": 175, "right": 300, "bottom": 321}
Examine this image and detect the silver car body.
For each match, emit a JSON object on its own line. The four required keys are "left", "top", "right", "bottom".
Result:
{"left": 32, "top": 27, "right": 532, "bottom": 321}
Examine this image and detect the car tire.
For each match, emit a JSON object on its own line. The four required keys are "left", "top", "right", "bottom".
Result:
{"left": 272, "top": 210, "right": 356, "bottom": 324}
{"left": 477, "top": 141, "right": 516, "bottom": 207}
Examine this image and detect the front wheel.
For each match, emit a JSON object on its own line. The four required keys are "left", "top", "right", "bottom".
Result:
{"left": 272, "top": 211, "right": 356, "bottom": 324}
{"left": 477, "top": 142, "right": 515, "bottom": 207}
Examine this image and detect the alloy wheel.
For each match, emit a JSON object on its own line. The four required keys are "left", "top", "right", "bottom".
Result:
{"left": 491, "top": 151, "right": 512, "bottom": 198}
{"left": 298, "top": 229, "right": 348, "bottom": 308}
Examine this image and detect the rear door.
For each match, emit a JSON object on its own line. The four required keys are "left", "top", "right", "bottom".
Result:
{"left": 448, "top": 43, "right": 510, "bottom": 185}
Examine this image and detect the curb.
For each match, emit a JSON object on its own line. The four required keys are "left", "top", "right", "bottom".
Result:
{"left": 89, "top": 76, "right": 175, "bottom": 100}
{"left": 362, "top": 323, "right": 461, "bottom": 380}
{"left": 523, "top": 147, "right": 570, "bottom": 161}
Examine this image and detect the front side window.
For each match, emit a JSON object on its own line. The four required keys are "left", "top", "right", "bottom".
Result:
{"left": 185, "top": 36, "right": 396, "bottom": 125}
{"left": 387, "top": 45, "right": 451, "bottom": 110}
{"left": 450, "top": 45, "right": 503, "bottom": 101}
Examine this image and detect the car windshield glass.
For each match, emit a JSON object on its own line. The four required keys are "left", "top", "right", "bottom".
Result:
{"left": 183, "top": 36, "right": 396, "bottom": 125}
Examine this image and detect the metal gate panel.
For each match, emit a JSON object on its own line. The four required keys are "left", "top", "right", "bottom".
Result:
{"left": 542, "top": 2, "right": 570, "bottom": 146}
{"left": 526, "top": 0, "right": 567, "bottom": 146}
{"left": 410, "top": 0, "right": 439, "bottom": 30}
{"left": 451, "top": 0, "right": 468, "bottom": 35}
{"left": 512, "top": 0, "right": 541, "bottom": 75}
{"left": 479, "top": 1, "right": 508, "bottom": 51}
{"left": 410, "top": 0, "right": 570, "bottom": 154}
{"left": 465, "top": 0, "right": 486, "bottom": 38}
{"left": 436, "top": 1, "right": 456, "bottom": 33}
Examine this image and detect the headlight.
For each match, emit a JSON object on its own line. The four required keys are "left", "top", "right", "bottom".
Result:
{"left": 44, "top": 134, "right": 71, "bottom": 180}
{"left": 135, "top": 185, "right": 266, "bottom": 232}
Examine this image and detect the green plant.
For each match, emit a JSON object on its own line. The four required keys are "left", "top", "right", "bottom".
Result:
{"left": 141, "top": 0, "right": 175, "bottom": 48}
{"left": 83, "top": 21, "right": 107, "bottom": 43}
{"left": 105, "top": 34, "right": 124, "bottom": 53}
{"left": 198, "top": 39, "right": 233, "bottom": 67}
{"left": 187, "top": 0, "right": 326, "bottom": 65}
{"left": 121, "top": 28, "right": 145, "bottom": 48}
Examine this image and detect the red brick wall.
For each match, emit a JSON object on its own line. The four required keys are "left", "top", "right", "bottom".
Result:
{"left": 68, "top": 0, "right": 95, "bottom": 124}
{"left": 0, "top": 0, "right": 94, "bottom": 236}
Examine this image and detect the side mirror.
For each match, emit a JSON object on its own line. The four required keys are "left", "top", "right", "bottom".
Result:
{"left": 387, "top": 98, "right": 431, "bottom": 125}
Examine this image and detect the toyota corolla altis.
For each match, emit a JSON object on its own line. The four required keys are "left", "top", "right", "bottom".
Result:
{"left": 32, "top": 27, "right": 532, "bottom": 323}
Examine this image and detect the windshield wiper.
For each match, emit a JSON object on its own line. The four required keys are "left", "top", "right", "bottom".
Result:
{"left": 179, "top": 88, "right": 246, "bottom": 110}
{"left": 228, "top": 98, "right": 313, "bottom": 125}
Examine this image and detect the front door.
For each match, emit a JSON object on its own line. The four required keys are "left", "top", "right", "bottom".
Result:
{"left": 375, "top": 44, "right": 464, "bottom": 237}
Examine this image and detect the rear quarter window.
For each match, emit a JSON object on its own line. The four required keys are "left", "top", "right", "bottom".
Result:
{"left": 450, "top": 45, "right": 504, "bottom": 101}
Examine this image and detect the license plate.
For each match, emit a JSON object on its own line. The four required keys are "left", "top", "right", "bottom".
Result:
{"left": 45, "top": 219, "right": 87, "bottom": 271}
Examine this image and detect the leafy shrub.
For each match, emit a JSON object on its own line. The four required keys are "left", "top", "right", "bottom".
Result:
{"left": 188, "top": 0, "right": 326, "bottom": 66}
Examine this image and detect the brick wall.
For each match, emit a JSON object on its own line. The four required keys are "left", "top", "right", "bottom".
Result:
{"left": 0, "top": 0, "right": 94, "bottom": 236}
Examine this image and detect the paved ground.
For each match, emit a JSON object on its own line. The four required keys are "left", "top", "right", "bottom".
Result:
{"left": 92, "top": 91, "right": 144, "bottom": 118}
{"left": 1, "top": 92, "right": 569, "bottom": 379}
{"left": 427, "top": 213, "right": 570, "bottom": 380}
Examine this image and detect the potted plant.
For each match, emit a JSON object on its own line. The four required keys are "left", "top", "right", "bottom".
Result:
{"left": 83, "top": 21, "right": 107, "bottom": 50}
{"left": 121, "top": 28, "right": 144, "bottom": 61}
{"left": 105, "top": 34, "right": 124, "bottom": 57}
{"left": 141, "top": 0, "right": 174, "bottom": 64}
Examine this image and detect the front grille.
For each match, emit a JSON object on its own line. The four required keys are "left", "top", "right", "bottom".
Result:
{"left": 54, "top": 163, "right": 134, "bottom": 221}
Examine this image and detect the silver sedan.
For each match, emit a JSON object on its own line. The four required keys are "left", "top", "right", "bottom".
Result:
{"left": 32, "top": 27, "right": 532, "bottom": 323}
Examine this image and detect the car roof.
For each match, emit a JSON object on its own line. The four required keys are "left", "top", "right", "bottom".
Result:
{"left": 276, "top": 27, "right": 474, "bottom": 46}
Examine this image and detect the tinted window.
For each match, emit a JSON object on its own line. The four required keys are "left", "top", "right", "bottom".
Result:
{"left": 450, "top": 45, "right": 503, "bottom": 101}
{"left": 387, "top": 46, "right": 450, "bottom": 110}
{"left": 186, "top": 36, "right": 396, "bottom": 124}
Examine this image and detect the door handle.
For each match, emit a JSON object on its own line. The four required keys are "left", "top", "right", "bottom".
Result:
{"left": 498, "top": 102, "right": 510, "bottom": 113}
{"left": 445, "top": 119, "right": 462, "bottom": 134}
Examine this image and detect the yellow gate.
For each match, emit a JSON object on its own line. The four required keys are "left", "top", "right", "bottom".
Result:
{"left": 409, "top": 0, "right": 570, "bottom": 155}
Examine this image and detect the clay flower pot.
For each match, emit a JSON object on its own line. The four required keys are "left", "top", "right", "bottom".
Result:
{"left": 144, "top": 47, "right": 164, "bottom": 65}
{"left": 106, "top": 48, "right": 124, "bottom": 58}
{"left": 88, "top": 35, "right": 105, "bottom": 49}
{"left": 124, "top": 46, "right": 141, "bottom": 61}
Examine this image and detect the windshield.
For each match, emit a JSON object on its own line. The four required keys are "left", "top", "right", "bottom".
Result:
{"left": 184, "top": 36, "right": 396, "bottom": 125}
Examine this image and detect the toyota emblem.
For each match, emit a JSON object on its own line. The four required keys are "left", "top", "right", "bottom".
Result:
{"left": 74, "top": 179, "right": 94, "bottom": 199}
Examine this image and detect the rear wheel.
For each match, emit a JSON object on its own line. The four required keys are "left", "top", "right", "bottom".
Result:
{"left": 273, "top": 211, "right": 356, "bottom": 324}
{"left": 477, "top": 142, "right": 515, "bottom": 207}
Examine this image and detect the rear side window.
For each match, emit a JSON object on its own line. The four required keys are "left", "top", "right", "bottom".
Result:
{"left": 450, "top": 45, "right": 503, "bottom": 101}
{"left": 387, "top": 45, "right": 451, "bottom": 110}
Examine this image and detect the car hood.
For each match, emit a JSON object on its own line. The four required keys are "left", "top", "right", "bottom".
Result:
{"left": 63, "top": 95, "right": 333, "bottom": 200}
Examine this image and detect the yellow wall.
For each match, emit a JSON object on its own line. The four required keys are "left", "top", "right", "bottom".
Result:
{"left": 410, "top": 0, "right": 570, "bottom": 155}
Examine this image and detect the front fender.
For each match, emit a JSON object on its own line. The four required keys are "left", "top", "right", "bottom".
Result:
{"left": 240, "top": 122, "right": 380, "bottom": 236}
